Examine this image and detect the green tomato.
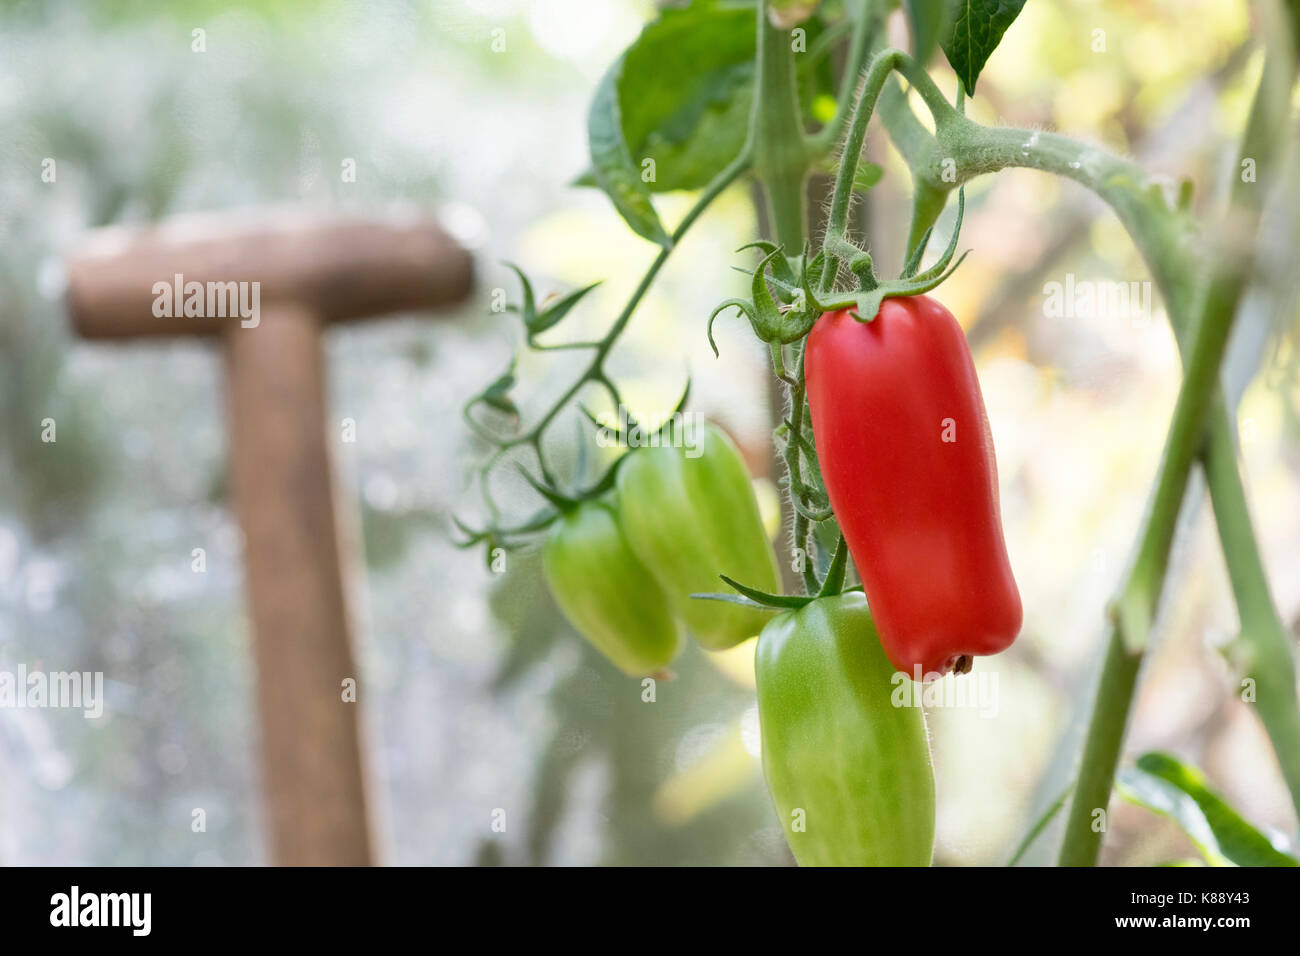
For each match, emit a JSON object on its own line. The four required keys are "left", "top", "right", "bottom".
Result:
{"left": 616, "top": 424, "right": 780, "bottom": 650}
{"left": 541, "top": 500, "right": 684, "bottom": 676}
{"left": 756, "top": 592, "right": 935, "bottom": 866}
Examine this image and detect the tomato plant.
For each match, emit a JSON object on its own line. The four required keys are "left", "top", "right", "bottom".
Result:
{"left": 459, "top": 0, "right": 1300, "bottom": 869}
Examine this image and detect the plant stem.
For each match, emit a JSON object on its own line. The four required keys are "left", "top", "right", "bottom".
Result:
{"left": 808, "top": 2, "right": 880, "bottom": 156}
{"left": 1203, "top": 404, "right": 1300, "bottom": 823}
{"left": 502, "top": 151, "right": 751, "bottom": 450}
{"left": 1056, "top": 20, "right": 1295, "bottom": 863}
{"left": 751, "top": 7, "right": 811, "bottom": 251}
{"left": 749, "top": 0, "right": 835, "bottom": 591}
{"left": 948, "top": 121, "right": 1197, "bottom": 318}
{"left": 823, "top": 49, "right": 905, "bottom": 264}
{"left": 1057, "top": 284, "right": 1238, "bottom": 864}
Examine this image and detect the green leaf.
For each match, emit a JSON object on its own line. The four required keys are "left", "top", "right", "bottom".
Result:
{"left": 940, "top": 0, "right": 1027, "bottom": 96}
{"left": 601, "top": 0, "right": 756, "bottom": 197}
{"left": 503, "top": 263, "right": 538, "bottom": 329}
{"left": 588, "top": 62, "right": 672, "bottom": 246}
{"left": 530, "top": 281, "right": 602, "bottom": 338}
{"left": 1116, "top": 752, "right": 1298, "bottom": 867}
{"left": 477, "top": 360, "right": 519, "bottom": 419}
{"left": 583, "top": 1, "right": 841, "bottom": 203}
{"left": 906, "top": 0, "right": 954, "bottom": 66}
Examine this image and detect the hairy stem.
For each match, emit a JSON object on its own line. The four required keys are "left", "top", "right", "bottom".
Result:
{"left": 752, "top": 7, "right": 811, "bottom": 251}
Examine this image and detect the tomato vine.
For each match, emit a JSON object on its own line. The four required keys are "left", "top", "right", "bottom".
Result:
{"left": 460, "top": 0, "right": 1300, "bottom": 865}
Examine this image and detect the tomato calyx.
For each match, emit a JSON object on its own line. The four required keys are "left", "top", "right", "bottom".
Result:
{"left": 819, "top": 187, "right": 971, "bottom": 323}
{"left": 711, "top": 187, "right": 971, "bottom": 360}
{"left": 692, "top": 531, "right": 856, "bottom": 611}
{"left": 708, "top": 243, "right": 820, "bottom": 354}
{"left": 695, "top": 574, "right": 813, "bottom": 611}
{"left": 692, "top": 560, "right": 862, "bottom": 613}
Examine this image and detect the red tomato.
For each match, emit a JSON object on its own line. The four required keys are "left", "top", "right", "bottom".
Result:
{"left": 804, "top": 296, "right": 1022, "bottom": 679}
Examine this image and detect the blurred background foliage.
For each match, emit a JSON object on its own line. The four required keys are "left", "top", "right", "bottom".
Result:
{"left": 0, "top": 0, "right": 1297, "bottom": 865}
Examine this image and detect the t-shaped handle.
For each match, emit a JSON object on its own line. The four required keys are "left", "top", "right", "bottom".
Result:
{"left": 66, "top": 205, "right": 473, "bottom": 337}
{"left": 64, "top": 206, "right": 475, "bottom": 865}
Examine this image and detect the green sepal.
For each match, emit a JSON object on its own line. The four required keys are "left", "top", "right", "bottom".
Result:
{"left": 714, "top": 574, "right": 811, "bottom": 610}
{"left": 529, "top": 281, "right": 602, "bottom": 338}
{"left": 749, "top": 245, "right": 794, "bottom": 340}
{"left": 516, "top": 465, "right": 580, "bottom": 512}
{"left": 707, "top": 298, "right": 755, "bottom": 357}
{"left": 911, "top": 187, "right": 965, "bottom": 283}
{"left": 847, "top": 188, "right": 970, "bottom": 321}
{"left": 815, "top": 534, "right": 849, "bottom": 597}
{"left": 737, "top": 240, "right": 797, "bottom": 287}
{"left": 690, "top": 591, "right": 788, "bottom": 611}
{"left": 451, "top": 508, "right": 560, "bottom": 566}
{"left": 800, "top": 250, "right": 830, "bottom": 313}
{"left": 900, "top": 226, "right": 934, "bottom": 279}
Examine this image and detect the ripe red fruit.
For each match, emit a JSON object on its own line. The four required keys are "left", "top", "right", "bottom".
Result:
{"left": 804, "top": 296, "right": 1022, "bottom": 678}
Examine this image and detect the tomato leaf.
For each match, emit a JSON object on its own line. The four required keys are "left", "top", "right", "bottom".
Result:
{"left": 529, "top": 281, "right": 602, "bottom": 338}
{"left": 588, "top": 61, "right": 672, "bottom": 247}
{"left": 1116, "top": 752, "right": 1298, "bottom": 867}
{"left": 476, "top": 360, "right": 519, "bottom": 420}
{"left": 940, "top": 0, "right": 1027, "bottom": 96}
{"left": 583, "top": 0, "right": 842, "bottom": 213}
{"left": 588, "top": 0, "right": 755, "bottom": 220}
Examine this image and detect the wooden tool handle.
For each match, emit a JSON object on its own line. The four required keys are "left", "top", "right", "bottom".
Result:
{"left": 224, "top": 305, "right": 374, "bottom": 865}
